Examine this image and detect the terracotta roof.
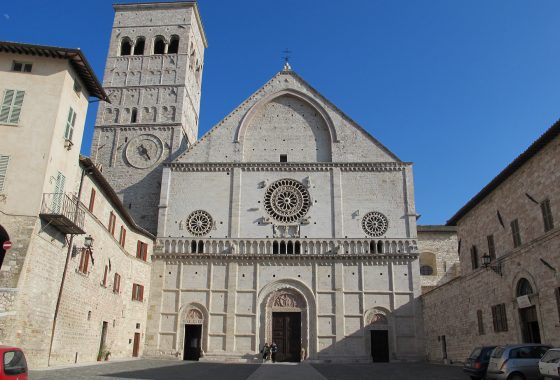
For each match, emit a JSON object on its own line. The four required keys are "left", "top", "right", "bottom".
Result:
{"left": 0, "top": 41, "right": 108, "bottom": 102}
{"left": 79, "top": 156, "right": 154, "bottom": 239}
{"left": 447, "top": 119, "right": 560, "bottom": 226}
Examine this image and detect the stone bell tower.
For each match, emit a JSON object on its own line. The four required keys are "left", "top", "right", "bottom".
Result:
{"left": 90, "top": 1, "right": 207, "bottom": 234}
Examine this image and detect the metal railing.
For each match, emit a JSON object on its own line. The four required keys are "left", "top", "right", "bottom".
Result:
{"left": 39, "top": 193, "right": 85, "bottom": 233}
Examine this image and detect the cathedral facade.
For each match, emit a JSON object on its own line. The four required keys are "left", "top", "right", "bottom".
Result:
{"left": 92, "top": 1, "right": 425, "bottom": 362}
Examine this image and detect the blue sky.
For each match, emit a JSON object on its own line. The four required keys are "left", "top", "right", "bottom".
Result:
{"left": 1, "top": 1, "right": 559, "bottom": 225}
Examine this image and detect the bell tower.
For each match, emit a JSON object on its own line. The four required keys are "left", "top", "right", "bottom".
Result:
{"left": 91, "top": 1, "right": 207, "bottom": 234}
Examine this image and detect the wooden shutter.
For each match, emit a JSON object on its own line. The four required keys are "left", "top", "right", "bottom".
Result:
{"left": 9, "top": 91, "right": 25, "bottom": 124}
{"left": 142, "top": 243, "right": 148, "bottom": 261}
{"left": 136, "top": 241, "right": 141, "bottom": 258}
{"left": 88, "top": 188, "right": 96, "bottom": 212}
{"left": 0, "top": 90, "right": 14, "bottom": 123}
{"left": 555, "top": 288, "right": 560, "bottom": 322}
{"left": 52, "top": 172, "right": 66, "bottom": 213}
{"left": 65, "top": 107, "right": 76, "bottom": 140}
{"left": 500, "top": 304, "right": 508, "bottom": 331}
{"left": 0, "top": 155, "right": 9, "bottom": 192}
{"left": 139, "top": 285, "right": 144, "bottom": 302}
{"left": 102, "top": 265, "right": 108, "bottom": 286}
{"left": 491, "top": 305, "right": 498, "bottom": 332}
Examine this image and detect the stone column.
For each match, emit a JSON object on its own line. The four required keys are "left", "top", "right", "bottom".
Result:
{"left": 225, "top": 262, "right": 238, "bottom": 351}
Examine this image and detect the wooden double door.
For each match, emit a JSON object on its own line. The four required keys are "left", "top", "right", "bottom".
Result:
{"left": 272, "top": 312, "right": 301, "bottom": 362}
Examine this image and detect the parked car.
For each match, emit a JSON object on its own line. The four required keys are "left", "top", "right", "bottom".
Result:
{"left": 0, "top": 346, "right": 27, "bottom": 380}
{"left": 486, "top": 344, "right": 551, "bottom": 380}
{"left": 463, "top": 346, "right": 497, "bottom": 380}
{"left": 539, "top": 348, "right": 560, "bottom": 380}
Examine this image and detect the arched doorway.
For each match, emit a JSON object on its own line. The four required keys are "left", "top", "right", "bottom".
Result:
{"left": 178, "top": 304, "right": 208, "bottom": 361}
{"left": 0, "top": 224, "right": 9, "bottom": 270}
{"left": 258, "top": 281, "right": 316, "bottom": 362}
{"left": 516, "top": 278, "right": 541, "bottom": 343}
{"left": 365, "top": 308, "right": 392, "bottom": 362}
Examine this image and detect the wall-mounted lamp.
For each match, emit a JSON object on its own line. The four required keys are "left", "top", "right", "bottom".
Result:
{"left": 84, "top": 235, "right": 94, "bottom": 249}
{"left": 482, "top": 253, "right": 502, "bottom": 276}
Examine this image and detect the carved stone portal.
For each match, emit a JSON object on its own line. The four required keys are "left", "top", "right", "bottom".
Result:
{"left": 185, "top": 308, "right": 203, "bottom": 324}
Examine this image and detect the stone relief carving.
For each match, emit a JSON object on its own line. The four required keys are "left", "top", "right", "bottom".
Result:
{"left": 273, "top": 293, "right": 300, "bottom": 308}
{"left": 369, "top": 313, "right": 388, "bottom": 325}
{"left": 186, "top": 308, "right": 203, "bottom": 320}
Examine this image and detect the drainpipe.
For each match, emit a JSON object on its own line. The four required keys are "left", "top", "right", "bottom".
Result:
{"left": 47, "top": 162, "right": 92, "bottom": 366}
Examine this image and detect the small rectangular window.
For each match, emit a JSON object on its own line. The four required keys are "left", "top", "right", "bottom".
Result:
{"left": 132, "top": 283, "right": 144, "bottom": 301}
{"left": 102, "top": 265, "right": 108, "bottom": 286}
{"left": 491, "top": 303, "right": 508, "bottom": 332}
{"left": 470, "top": 245, "right": 479, "bottom": 270}
{"left": 477, "top": 309, "right": 485, "bottom": 335}
{"left": 88, "top": 188, "right": 96, "bottom": 213}
{"left": 0, "top": 89, "right": 25, "bottom": 125}
{"left": 113, "top": 273, "right": 121, "bottom": 293}
{"left": 556, "top": 288, "right": 560, "bottom": 323}
{"left": 119, "top": 226, "right": 126, "bottom": 247}
{"left": 0, "top": 155, "right": 9, "bottom": 192}
{"left": 108, "top": 212, "right": 116, "bottom": 235}
{"left": 541, "top": 199, "right": 554, "bottom": 232}
{"left": 511, "top": 219, "right": 521, "bottom": 248}
{"left": 136, "top": 241, "right": 148, "bottom": 261}
{"left": 78, "top": 249, "right": 89, "bottom": 274}
{"left": 487, "top": 235, "right": 496, "bottom": 261}
{"left": 280, "top": 154, "right": 287, "bottom": 162}
{"left": 12, "top": 61, "right": 32, "bottom": 73}
{"left": 64, "top": 107, "right": 76, "bottom": 141}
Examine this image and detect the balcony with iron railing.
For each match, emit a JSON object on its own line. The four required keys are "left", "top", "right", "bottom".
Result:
{"left": 157, "top": 237, "right": 418, "bottom": 256}
{"left": 39, "top": 193, "right": 85, "bottom": 234}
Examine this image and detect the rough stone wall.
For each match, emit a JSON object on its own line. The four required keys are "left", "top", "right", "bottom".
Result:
{"left": 422, "top": 133, "right": 560, "bottom": 363}
{"left": 91, "top": 2, "right": 205, "bottom": 235}
{"left": 417, "top": 227, "right": 459, "bottom": 293}
{"left": 49, "top": 175, "right": 152, "bottom": 365}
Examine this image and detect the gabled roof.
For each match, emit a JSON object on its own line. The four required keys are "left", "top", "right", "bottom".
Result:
{"left": 0, "top": 41, "right": 108, "bottom": 102}
{"left": 177, "top": 66, "right": 402, "bottom": 163}
{"left": 447, "top": 119, "right": 560, "bottom": 226}
{"left": 80, "top": 156, "right": 154, "bottom": 239}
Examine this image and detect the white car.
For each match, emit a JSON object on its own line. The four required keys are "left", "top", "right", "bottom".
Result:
{"left": 539, "top": 348, "right": 560, "bottom": 380}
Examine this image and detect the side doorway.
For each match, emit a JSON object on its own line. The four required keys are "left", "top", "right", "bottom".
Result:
{"left": 183, "top": 324, "right": 202, "bottom": 361}
{"left": 132, "top": 332, "right": 141, "bottom": 357}
{"left": 370, "top": 330, "right": 389, "bottom": 362}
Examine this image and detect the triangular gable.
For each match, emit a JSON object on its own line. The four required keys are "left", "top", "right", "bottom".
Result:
{"left": 175, "top": 68, "right": 402, "bottom": 163}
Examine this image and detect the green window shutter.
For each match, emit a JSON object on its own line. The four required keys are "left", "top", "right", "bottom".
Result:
{"left": 0, "top": 155, "right": 9, "bottom": 192}
{"left": 65, "top": 107, "right": 76, "bottom": 140}
{"left": 0, "top": 90, "right": 15, "bottom": 123}
{"left": 8, "top": 90, "right": 25, "bottom": 124}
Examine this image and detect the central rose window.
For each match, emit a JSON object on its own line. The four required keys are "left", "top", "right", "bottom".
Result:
{"left": 264, "top": 179, "right": 311, "bottom": 223}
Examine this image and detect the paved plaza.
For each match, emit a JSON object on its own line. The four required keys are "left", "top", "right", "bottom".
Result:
{"left": 30, "top": 359, "right": 466, "bottom": 380}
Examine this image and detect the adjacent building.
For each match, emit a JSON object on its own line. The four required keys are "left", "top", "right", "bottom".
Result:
{"left": 0, "top": 41, "right": 154, "bottom": 367}
{"left": 422, "top": 121, "right": 560, "bottom": 363}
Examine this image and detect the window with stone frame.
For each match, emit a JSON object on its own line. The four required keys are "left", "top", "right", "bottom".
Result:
{"left": 108, "top": 212, "right": 116, "bottom": 236}
{"left": 0, "top": 155, "right": 9, "bottom": 192}
{"left": 113, "top": 273, "right": 121, "bottom": 294}
{"left": 491, "top": 303, "right": 508, "bottom": 332}
{"left": 12, "top": 61, "right": 32, "bottom": 73}
{"left": 78, "top": 249, "right": 89, "bottom": 274}
{"left": 120, "top": 38, "right": 132, "bottom": 56}
{"left": 511, "top": 219, "right": 521, "bottom": 248}
{"left": 470, "top": 245, "right": 479, "bottom": 270}
{"left": 132, "top": 283, "right": 144, "bottom": 302}
{"left": 541, "top": 199, "right": 554, "bottom": 232}
{"left": 477, "top": 309, "right": 485, "bottom": 335}
{"left": 133, "top": 37, "right": 145, "bottom": 55}
{"left": 119, "top": 226, "right": 126, "bottom": 247}
{"left": 88, "top": 188, "right": 96, "bottom": 213}
{"left": 487, "top": 234, "right": 496, "bottom": 261}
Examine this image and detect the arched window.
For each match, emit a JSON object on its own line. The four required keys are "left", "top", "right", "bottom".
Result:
{"left": 168, "top": 35, "right": 179, "bottom": 54}
{"left": 191, "top": 241, "right": 197, "bottom": 254}
{"left": 120, "top": 38, "right": 132, "bottom": 56}
{"left": 516, "top": 278, "right": 533, "bottom": 296}
{"left": 294, "top": 241, "right": 301, "bottom": 255}
{"left": 280, "top": 241, "right": 287, "bottom": 255}
{"left": 133, "top": 37, "right": 145, "bottom": 55}
{"left": 420, "top": 252, "right": 438, "bottom": 276}
{"left": 130, "top": 108, "right": 137, "bottom": 123}
{"left": 377, "top": 241, "right": 383, "bottom": 254}
{"left": 153, "top": 36, "right": 166, "bottom": 54}
{"left": 273, "top": 241, "right": 279, "bottom": 255}
{"left": 197, "top": 240, "right": 204, "bottom": 253}
{"left": 287, "top": 241, "right": 294, "bottom": 255}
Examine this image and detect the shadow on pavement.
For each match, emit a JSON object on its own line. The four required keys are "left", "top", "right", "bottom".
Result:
{"left": 101, "top": 362, "right": 261, "bottom": 380}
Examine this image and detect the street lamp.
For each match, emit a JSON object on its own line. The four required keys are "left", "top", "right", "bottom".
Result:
{"left": 482, "top": 253, "right": 502, "bottom": 276}
{"left": 84, "top": 235, "right": 94, "bottom": 248}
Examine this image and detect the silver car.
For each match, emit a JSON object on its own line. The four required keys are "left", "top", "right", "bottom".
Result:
{"left": 486, "top": 344, "right": 551, "bottom": 380}
{"left": 539, "top": 348, "right": 560, "bottom": 380}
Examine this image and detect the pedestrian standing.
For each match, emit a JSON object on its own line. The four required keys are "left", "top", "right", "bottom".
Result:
{"left": 261, "top": 343, "right": 270, "bottom": 362}
{"left": 271, "top": 342, "right": 278, "bottom": 363}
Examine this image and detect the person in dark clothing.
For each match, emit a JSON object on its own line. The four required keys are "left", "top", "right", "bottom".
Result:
{"left": 270, "top": 342, "right": 278, "bottom": 363}
{"left": 261, "top": 343, "right": 270, "bottom": 362}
